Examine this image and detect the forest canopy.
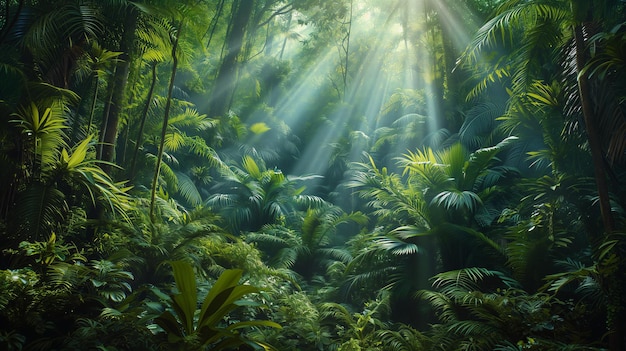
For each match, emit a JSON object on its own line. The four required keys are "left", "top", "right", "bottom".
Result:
{"left": 1, "top": 0, "right": 626, "bottom": 350}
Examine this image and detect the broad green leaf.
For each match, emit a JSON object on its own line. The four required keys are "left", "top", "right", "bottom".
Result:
{"left": 169, "top": 260, "right": 198, "bottom": 334}
{"left": 155, "top": 310, "right": 185, "bottom": 341}
{"left": 198, "top": 269, "right": 243, "bottom": 327}
{"left": 65, "top": 136, "right": 92, "bottom": 170}
{"left": 242, "top": 156, "right": 262, "bottom": 179}
{"left": 201, "top": 284, "right": 260, "bottom": 328}
{"left": 225, "top": 320, "right": 282, "bottom": 331}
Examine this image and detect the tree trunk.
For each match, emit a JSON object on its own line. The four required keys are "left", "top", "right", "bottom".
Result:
{"left": 438, "top": 0, "right": 463, "bottom": 129}
{"left": 573, "top": 19, "right": 625, "bottom": 351}
{"left": 87, "top": 73, "right": 99, "bottom": 135}
{"left": 208, "top": 0, "right": 254, "bottom": 117}
{"left": 130, "top": 62, "right": 158, "bottom": 180}
{"left": 573, "top": 20, "right": 614, "bottom": 240}
{"left": 278, "top": 13, "right": 292, "bottom": 60}
{"left": 205, "top": 0, "right": 226, "bottom": 49}
{"left": 341, "top": 0, "right": 353, "bottom": 100}
{"left": 99, "top": 7, "right": 138, "bottom": 172}
{"left": 150, "top": 26, "right": 181, "bottom": 221}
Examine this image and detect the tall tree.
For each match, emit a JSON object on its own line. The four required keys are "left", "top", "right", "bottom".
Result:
{"left": 208, "top": 0, "right": 254, "bottom": 118}
{"left": 149, "top": 20, "right": 182, "bottom": 221}
{"left": 98, "top": 2, "right": 139, "bottom": 169}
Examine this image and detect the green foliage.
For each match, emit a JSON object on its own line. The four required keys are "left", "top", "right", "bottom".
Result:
{"left": 499, "top": 173, "right": 594, "bottom": 290}
{"left": 18, "top": 233, "right": 85, "bottom": 270}
{"left": 10, "top": 101, "right": 68, "bottom": 170}
{"left": 376, "top": 324, "right": 431, "bottom": 351}
{"left": 0, "top": 330, "right": 25, "bottom": 351}
{"left": 260, "top": 291, "right": 331, "bottom": 351}
{"left": 0, "top": 254, "right": 137, "bottom": 349}
{"left": 155, "top": 260, "right": 281, "bottom": 350}
{"left": 13, "top": 183, "right": 68, "bottom": 242}
{"left": 54, "top": 136, "right": 132, "bottom": 220}
{"left": 247, "top": 204, "right": 366, "bottom": 281}
{"left": 88, "top": 259, "right": 134, "bottom": 303}
{"left": 419, "top": 267, "right": 603, "bottom": 350}
{"left": 106, "top": 203, "right": 226, "bottom": 286}
{"left": 207, "top": 155, "right": 325, "bottom": 234}
{"left": 1, "top": 0, "right": 624, "bottom": 350}
{"left": 347, "top": 140, "right": 514, "bottom": 297}
{"left": 319, "top": 293, "right": 391, "bottom": 350}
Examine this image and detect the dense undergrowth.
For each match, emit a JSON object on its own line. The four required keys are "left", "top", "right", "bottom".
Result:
{"left": 1, "top": 0, "right": 626, "bottom": 350}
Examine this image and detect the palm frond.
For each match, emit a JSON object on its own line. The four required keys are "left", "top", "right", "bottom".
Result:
{"left": 447, "top": 319, "right": 501, "bottom": 340}
{"left": 319, "top": 302, "right": 355, "bottom": 326}
{"left": 464, "top": 136, "right": 518, "bottom": 189}
{"left": 430, "top": 267, "right": 519, "bottom": 292}
{"left": 11, "top": 101, "right": 68, "bottom": 168}
{"left": 459, "top": 102, "right": 504, "bottom": 149}
{"left": 462, "top": 2, "right": 569, "bottom": 65}
{"left": 174, "top": 171, "right": 202, "bottom": 206}
{"left": 14, "top": 182, "right": 67, "bottom": 241}
{"left": 377, "top": 325, "right": 430, "bottom": 351}
{"left": 318, "top": 247, "right": 352, "bottom": 264}
{"left": 163, "top": 130, "right": 187, "bottom": 152}
{"left": 542, "top": 259, "right": 603, "bottom": 304}
{"left": 167, "top": 108, "right": 209, "bottom": 129}
{"left": 431, "top": 190, "right": 482, "bottom": 212}
{"left": 423, "top": 128, "right": 456, "bottom": 149}
{"left": 376, "top": 235, "right": 420, "bottom": 256}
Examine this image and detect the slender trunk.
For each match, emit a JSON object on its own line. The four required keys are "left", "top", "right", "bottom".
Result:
{"left": 573, "top": 24, "right": 614, "bottom": 239}
{"left": 573, "top": 19, "right": 625, "bottom": 351}
{"left": 150, "top": 26, "right": 181, "bottom": 221}
{"left": 205, "top": 0, "right": 225, "bottom": 48}
{"left": 98, "top": 62, "right": 116, "bottom": 157}
{"left": 99, "top": 8, "right": 137, "bottom": 172}
{"left": 438, "top": 1, "right": 461, "bottom": 128}
{"left": 264, "top": 18, "right": 274, "bottom": 56}
{"left": 118, "top": 58, "right": 142, "bottom": 166}
{"left": 208, "top": 0, "right": 254, "bottom": 117}
{"left": 342, "top": 0, "right": 353, "bottom": 100}
{"left": 278, "top": 13, "right": 292, "bottom": 60}
{"left": 87, "top": 73, "right": 99, "bottom": 135}
{"left": 130, "top": 62, "right": 158, "bottom": 180}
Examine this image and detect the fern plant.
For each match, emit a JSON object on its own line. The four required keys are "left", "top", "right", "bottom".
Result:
{"left": 207, "top": 155, "right": 325, "bottom": 234}
{"left": 246, "top": 204, "right": 367, "bottom": 282}
{"left": 419, "top": 267, "right": 604, "bottom": 350}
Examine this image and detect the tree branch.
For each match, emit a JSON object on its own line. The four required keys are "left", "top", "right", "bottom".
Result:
{"left": 256, "top": 3, "right": 293, "bottom": 28}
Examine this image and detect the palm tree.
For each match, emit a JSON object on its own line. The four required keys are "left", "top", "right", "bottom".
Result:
{"left": 118, "top": 202, "right": 226, "bottom": 286}
{"left": 206, "top": 155, "right": 325, "bottom": 234}
{"left": 351, "top": 138, "right": 516, "bottom": 271}
{"left": 4, "top": 92, "right": 126, "bottom": 243}
{"left": 76, "top": 42, "right": 122, "bottom": 138}
{"left": 8, "top": 133, "right": 131, "bottom": 242}
{"left": 148, "top": 16, "right": 183, "bottom": 221}
{"left": 135, "top": 104, "right": 224, "bottom": 211}
{"left": 246, "top": 205, "right": 367, "bottom": 282}
{"left": 344, "top": 138, "right": 518, "bottom": 324}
